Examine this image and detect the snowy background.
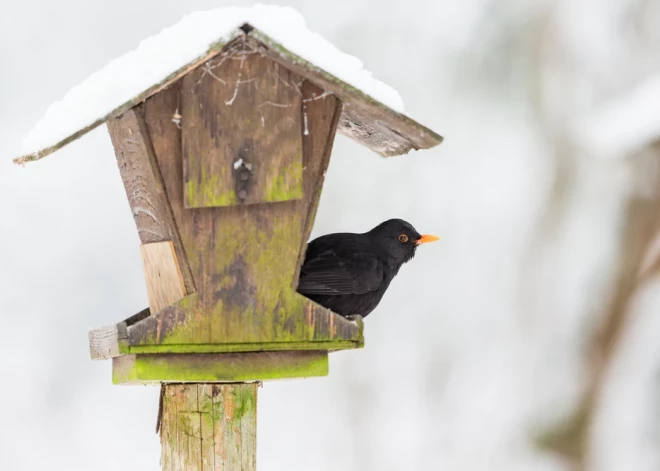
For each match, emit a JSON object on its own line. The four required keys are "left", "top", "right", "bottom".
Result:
{"left": 2, "top": 1, "right": 660, "bottom": 470}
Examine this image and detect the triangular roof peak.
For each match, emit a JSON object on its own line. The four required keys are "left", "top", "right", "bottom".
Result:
{"left": 14, "top": 4, "right": 442, "bottom": 164}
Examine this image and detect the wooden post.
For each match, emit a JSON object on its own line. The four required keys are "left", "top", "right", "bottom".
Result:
{"left": 160, "top": 383, "right": 258, "bottom": 471}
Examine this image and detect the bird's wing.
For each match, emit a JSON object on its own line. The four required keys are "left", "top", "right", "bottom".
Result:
{"left": 297, "top": 248, "right": 384, "bottom": 296}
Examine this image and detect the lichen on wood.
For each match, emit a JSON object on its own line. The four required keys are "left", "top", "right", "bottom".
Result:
{"left": 182, "top": 41, "right": 304, "bottom": 208}
{"left": 160, "top": 383, "right": 257, "bottom": 471}
{"left": 129, "top": 72, "right": 362, "bottom": 351}
{"left": 112, "top": 351, "right": 329, "bottom": 384}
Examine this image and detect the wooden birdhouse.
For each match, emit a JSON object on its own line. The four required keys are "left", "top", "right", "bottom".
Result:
{"left": 14, "top": 6, "right": 442, "bottom": 469}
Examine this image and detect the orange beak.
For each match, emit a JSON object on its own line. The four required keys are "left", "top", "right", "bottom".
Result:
{"left": 416, "top": 234, "right": 440, "bottom": 245}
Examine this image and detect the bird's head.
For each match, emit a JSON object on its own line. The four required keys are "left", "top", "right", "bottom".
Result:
{"left": 366, "top": 218, "right": 439, "bottom": 266}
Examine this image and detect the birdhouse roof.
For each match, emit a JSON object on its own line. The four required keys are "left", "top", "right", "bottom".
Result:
{"left": 13, "top": 4, "right": 442, "bottom": 165}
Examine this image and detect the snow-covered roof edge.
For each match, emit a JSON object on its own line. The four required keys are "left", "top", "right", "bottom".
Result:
{"left": 13, "top": 5, "right": 442, "bottom": 165}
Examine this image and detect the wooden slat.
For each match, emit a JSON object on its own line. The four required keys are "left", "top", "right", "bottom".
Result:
{"left": 182, "top": 43, "right": 303, "bottom": 208}
{"left": 107, "top": 107, "right": 195, "bottom": 294}
{"left": 160, "top": 383, "right": 257, "bottom": 471}
{"left": 293, "top": 80, "right": 343, "bottom": 284}
{"left": 88, "top": 322, "right": 128, "bottom": 360}
{"left": 140, "top": 241, "right": 186, "bottom": 314}
{"left": 112, "top": 350, "right": 329, "bottom": 384}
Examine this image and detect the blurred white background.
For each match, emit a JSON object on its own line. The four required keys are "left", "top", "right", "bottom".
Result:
{"left": 2, "top": 1, "right": 660, "bottom": 470}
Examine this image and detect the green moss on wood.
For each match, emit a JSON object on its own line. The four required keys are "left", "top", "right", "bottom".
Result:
{"left": 112, "top": 351, "right": 329, "bottom": 384}
{"left": 186, "top": 166, "right": 237, "bottom": 207}
{"left": 128, "top": 340, "right": 361, "bottom": 354}
{"left": 265, "top": 159, "right": 303, "bottom": 201}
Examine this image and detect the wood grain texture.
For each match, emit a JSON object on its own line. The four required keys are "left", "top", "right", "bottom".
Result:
{"left": 293, "top": 81, "right": 343, "bottom": 285}
{"left": 13, "top": 30, "right": 245, "bottom": 164}
{"left": 112, "top": 351, "right": 328, "bottom": 384}
{"left": 248, "top": 31, "right": 443, "bottom": 156}
{"left": 15, "top": 30, "right": 442, "bottom": 165}
{"left": 140, "top": 241, "right": 187, "bottom": 314}
{"left": 107, "top": 108, "right": 195, "bottom": 294}
{"left": 160, "top": 383, "right": 257, "bottom": 471}
{"left": 136, "top": 75, "right": 362, "bottom": 350}
{"left": 88, "top": 308, "right": 149, "bottom": 360}
{"left": 89, "top": 322, "right": 128, "bottom": 360}
{"left": 182, "top": 42, "right": 303, "bottom": 208}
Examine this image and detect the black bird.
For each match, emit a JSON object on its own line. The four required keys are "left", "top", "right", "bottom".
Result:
{"left": 296, "top": 219, "right": 439, "bottom": 319}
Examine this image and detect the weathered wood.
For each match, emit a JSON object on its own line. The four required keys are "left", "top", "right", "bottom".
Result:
{"left": 107, "top": 107, "right": 195, "bottom": 294}
{"left": 182, "top": 44, "right": 303, "bottom": 208}
{"left": 294, "top": 81, "right": 343, "bottom": 285}
{"left": 138, "top": 76, "right": 362, "bottom": 350}
{"left": 248, "top": 31, "right": 443, "bottom": 156}
{"left": 160, "top": 383, "right": 257, "bottom": 471}
{"left": 13, "top": 30, "right": 246, "bottom": 165}
{"left": 112, "top": 351, "right": 328, "bottom": 384}
{"left": 140, "top": 241, "right": 187, "bottom": 313}
{"left": 88, "top": 308, "right": 150, "bottom": 360}
{"left": 89, "top": 322, "right": 128, "bottom": 360}
{"left": 15, "top": 29, "right": 442, "bottom": 165}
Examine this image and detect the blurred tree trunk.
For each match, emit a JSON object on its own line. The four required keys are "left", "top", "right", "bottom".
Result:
{"left": 538, "top": 143, "right": 660, "bottom": 468}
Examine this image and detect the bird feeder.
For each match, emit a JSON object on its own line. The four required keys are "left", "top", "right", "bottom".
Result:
{"left": 14, "top": 7, "right": 442, "bottom": 470}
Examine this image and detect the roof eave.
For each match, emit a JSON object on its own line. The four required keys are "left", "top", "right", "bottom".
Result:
{"left": 13, "top": 24, "right": 442, "bottom": 165}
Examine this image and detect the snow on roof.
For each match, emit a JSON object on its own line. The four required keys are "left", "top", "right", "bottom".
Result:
{"left": 18, "top": 4, "right": 406, "bottom": 161}
{"left": 575, "top": 75, "right": 660, "bottom": 157}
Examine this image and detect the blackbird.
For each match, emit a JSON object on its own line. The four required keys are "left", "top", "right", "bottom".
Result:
{"left": 296, "top": 219, "right": 439, "bottom": 319}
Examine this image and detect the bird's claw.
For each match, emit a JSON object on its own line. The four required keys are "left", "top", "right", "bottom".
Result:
{"left": 346, "top": 314, "right": 363, "bottom": 324}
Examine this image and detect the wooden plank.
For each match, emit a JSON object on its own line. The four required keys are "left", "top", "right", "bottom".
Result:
{"left": 140, "top": 241, "right": 186, "bottom": 314}
{"left": 160, "top": 383, "right": 257, "bottom": 471}
{"left": 88, "top": 322, "right": 128, "bottom": 360}
{"left": 248, "top": 31, "right": 443, "bottom": 156}
{"left": 293, "top": 80, "right": 343, "bottom": 284}
{"left": 107, "top": 107, "right": 195, "bottom": 294}
{"left": 139, "top": 80, "right": 363, "bottom": 349}
{"left": 182, "top": 43, "right": 303, "bottom": 208}
{"left": 108, "top": 110, "right": 172, "bottom": 244}
{"left": 112, "top": 350, "right": 329, "bottom": 384}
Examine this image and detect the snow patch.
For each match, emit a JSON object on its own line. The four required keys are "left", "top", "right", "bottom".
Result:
{"left": 20, "top": 3, "right": 404, "bottom": 157}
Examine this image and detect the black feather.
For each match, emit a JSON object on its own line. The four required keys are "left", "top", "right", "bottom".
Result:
{"left": 296, "top": 219, "right": 429, "bottom": 318}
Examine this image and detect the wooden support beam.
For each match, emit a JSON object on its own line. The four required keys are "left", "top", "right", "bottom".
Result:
{"left": 140, "top": 241, "right": 187, "bottom": 313}
{"left": 89, "top": 322, "right": 128, "bottom": 360}
{"left": 112, "top": 351, "right": 328, "bottom": 384}
{"left": 160, "top": 383, "right": 257, "bottom": 471}
{"left": 88, "top": 308, "right": 150, "bottom": 360}
{"left": 107, "top": 107, "right": 195, "bottom": 295}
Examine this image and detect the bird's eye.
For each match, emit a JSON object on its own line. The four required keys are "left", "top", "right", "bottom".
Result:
{"left": 398, "top": 234, "right": 409, "bottom": 243}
